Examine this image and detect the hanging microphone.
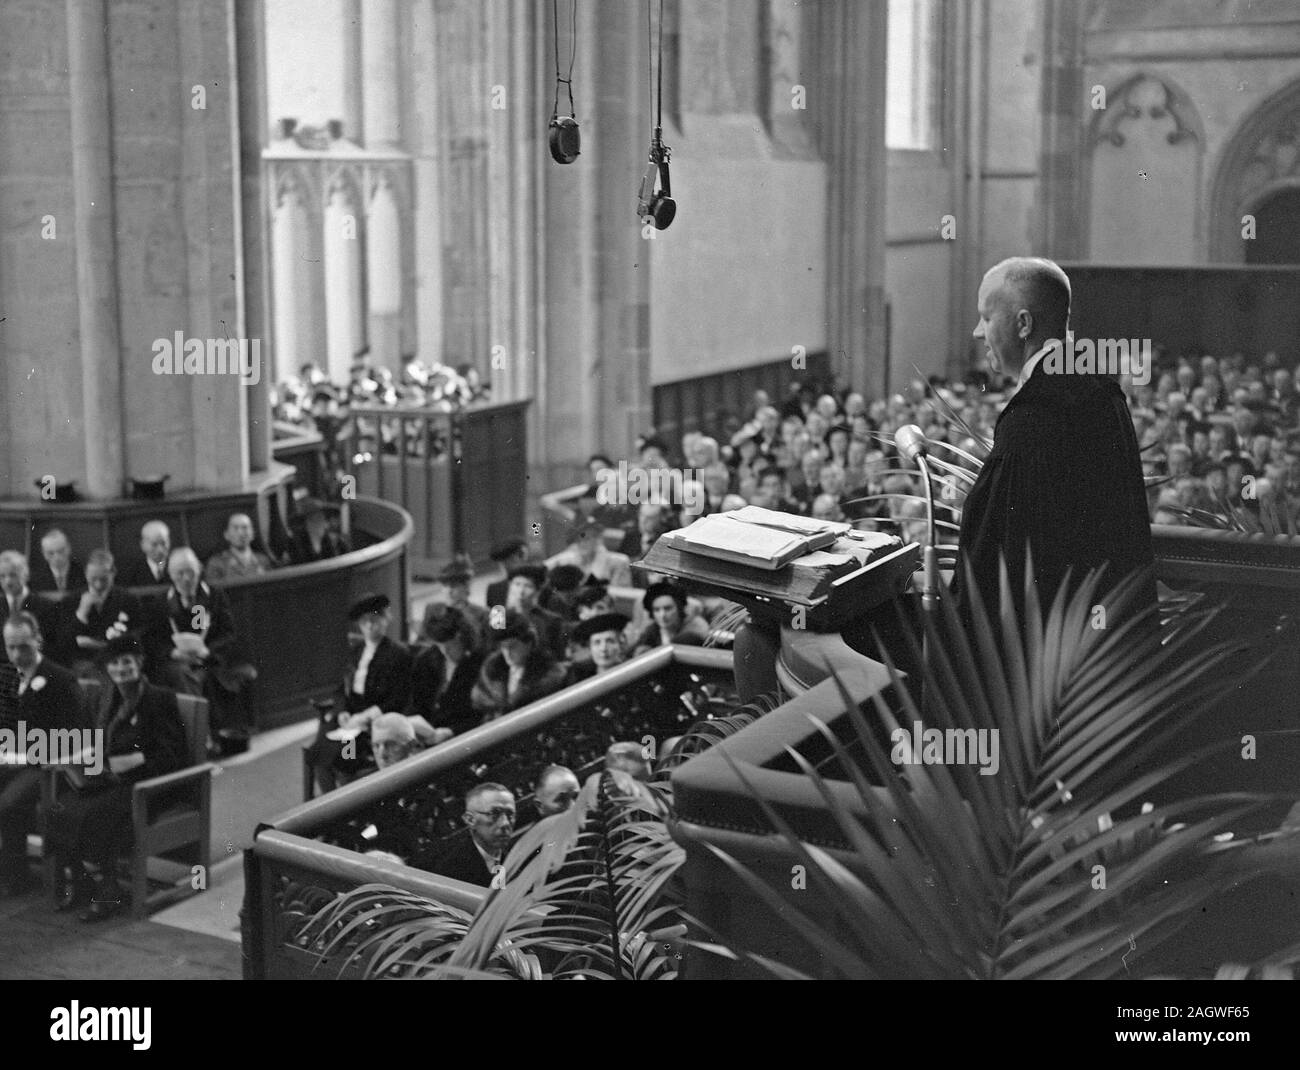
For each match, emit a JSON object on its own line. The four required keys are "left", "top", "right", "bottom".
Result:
{"left": 549, "top": 116, "right": 580, "bottom": 164}
{"left": 637, "top": 135, "right": 675, "bottom": 229}
{"left": 548, "top": 0, "right": 580, "bottom": 164}
{"left": 894, "top": 424, "right": 930, "bottom": 464}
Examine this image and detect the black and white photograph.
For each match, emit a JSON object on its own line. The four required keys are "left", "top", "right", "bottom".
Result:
{"left": 0, "top": 0, "right": 1298, "bottom": 1037}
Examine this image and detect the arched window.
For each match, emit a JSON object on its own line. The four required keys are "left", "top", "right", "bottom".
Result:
{"left": 886, "top": 0, "right": 940, "bottom": 151}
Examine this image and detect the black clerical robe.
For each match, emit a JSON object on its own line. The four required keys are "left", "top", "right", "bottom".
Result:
{"left": 954, "top": 363, "right": 1156, "bottom": 627}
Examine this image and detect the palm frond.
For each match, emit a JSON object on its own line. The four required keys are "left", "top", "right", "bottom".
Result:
{"left": 705, "top": 555, "right": 1300, "bottom": 978}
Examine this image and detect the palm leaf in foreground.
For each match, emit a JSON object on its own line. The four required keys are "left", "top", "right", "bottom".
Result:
{"left": 699, "top": 556, "right": 1300, "bottom": 978}
{"left": 447, "top": 769, "right": 686, "bottom": 980}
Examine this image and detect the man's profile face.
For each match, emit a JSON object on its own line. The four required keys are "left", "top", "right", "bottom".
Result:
{"left": 589, "top": 631, "right": 624, "bottom": 671}
{"left": 465, "top": 790, "right": 516, "bottom": 852}
{"left": 226, "top": 515, "right": 254, "bottom": 551}
{"left": 973, "top": 269, "right": 1019, "bottom": 376}
{"left": 535, "top": 772, "right": 580, "bottom": 817}
{"left": 3, "top": 624, "right": 40, "bottom": 672}
{"left": 0, "top": 561, "right": 25, "bottom": 598}
{"left": 42, "top": 535, "right": 70, "bottom": 572}
{"left": 85, "top": 561, "right": 114, "bottom": 596}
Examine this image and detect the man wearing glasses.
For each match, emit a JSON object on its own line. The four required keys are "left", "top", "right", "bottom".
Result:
{"left": 422, "top": 782, "right": 517, "bottom": 886}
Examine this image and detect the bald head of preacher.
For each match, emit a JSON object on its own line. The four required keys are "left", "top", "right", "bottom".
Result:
{"left": 972, "top": 257, "right": 1071, "bottom": 382}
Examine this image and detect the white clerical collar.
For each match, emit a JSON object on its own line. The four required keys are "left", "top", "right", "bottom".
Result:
{"left": 1017, "top": 339, "right": 1059, "bottom": 387}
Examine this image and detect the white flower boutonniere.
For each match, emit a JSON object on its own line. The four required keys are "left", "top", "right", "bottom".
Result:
{"left": 30, "top": 677, "right": 46, "bottom": 692}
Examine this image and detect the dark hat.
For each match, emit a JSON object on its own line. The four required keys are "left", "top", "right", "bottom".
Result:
{"left": 574, "top": 581, "right": 611, "bottom": 609}
{"left": 98, "top": 632, "right": 145, "bottom": 664}
{"left": 571, "top": 612, "right": 630, "bottom": 646}
{"left": 296, "top": 496, "right": 329, "bottom": 518}
{"left": 637, "top": 433, "right": 669, "bottom": 457}
{"left": 424, "top": 604, "right": 467, "bottom": 643}
{"left": 438, "top": 553, "right": 474, "bottom": 584}
{"left": 348, "top": 592, "right": 391, "bottom": 621}
{"left": 487, "top": 608, "right": 536, "bottom": 643}
{"left": 489, "top": 536, "right": 527, "bottom": 563}
{"left": 507, "top": 564, "right": 548, "bottom": 589}
{"left": 567, "top": 514, "right": 604, "bottom": 543}
{"left": 642, "top": 581, "right": 687, "bottom": 613}
{"left": 547, "top": 564, "right": 585, "bottom": 593}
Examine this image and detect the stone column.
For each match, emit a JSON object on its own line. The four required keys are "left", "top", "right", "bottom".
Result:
{"left": 822, "top": 0, "right": 888, "bottom": 399}
{"left": 66, "top": 0, "right": 125, "bottom": 500}
{"left": 236, "top": 0, "right": 271, "bottom": 471}
{"left": 409, "top": 0, "right": 446, "bottom": 366}
{"left": 366, "top": 172, "right": 403, "bottom": 372}
{"left": 361, "top": 0, "right": 402, "bottom": 151}
{"left": 1038, "top": 0, "right": 1084, "bottom": 259}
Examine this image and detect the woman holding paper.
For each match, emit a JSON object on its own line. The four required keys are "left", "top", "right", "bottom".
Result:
{"left": 46, "top": 632, "right": 186, "bottom": 922}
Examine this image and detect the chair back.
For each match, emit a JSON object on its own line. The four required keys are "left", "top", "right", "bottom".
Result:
{"left": 77, "top": 677, "right": 208, "bottom": 767}
{"left": 173, "top": 694, "right": 209, "bottom": 767}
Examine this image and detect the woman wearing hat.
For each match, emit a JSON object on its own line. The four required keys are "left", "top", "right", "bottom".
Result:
{"left": 47, "top": 633, "right": 186, "bottom": 922}
{"left": 421, "top": 553, "right": 488, "bottom": 645}
{"left": 632, "top": 581, "right": 709, "bottom": 655}
{"left": 409, "top": 605, "right": 486, "bottom": 737}
{"left": 470, "top": 610, "right": 566, "bottom": 721}
{"left": 544, "top": 514, "right": 633, "bottom": 587}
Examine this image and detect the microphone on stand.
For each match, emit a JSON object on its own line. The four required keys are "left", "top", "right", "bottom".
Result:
{"left": 894, "top": 425, "right": 941, "bottom": 614}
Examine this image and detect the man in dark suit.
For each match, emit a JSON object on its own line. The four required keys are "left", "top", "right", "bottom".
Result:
{"left": 306, "top": 593, "right": 414, "bottom": 794}
{"left": 0, "top": 551, "right": 60, "bottom": 665}
{"left": 119, "top": 520, "right": 172, "bottom": 588}
{"left": 416, "top": 783, "right": 517, "bottom": 886}
{"left": 485, "top": 537, "right": 528, "bottom": 610}
{"left": 0, "top": 611, "right": 86, "bottom": 896}
{"left": 957, "top": 257, "right": 1156, "bottom": 628}
{"left": 28, "top": 529, "right": 86, "bottom": 596}
{"left": 56, "top": 549, "right": 143, "bottom": 673}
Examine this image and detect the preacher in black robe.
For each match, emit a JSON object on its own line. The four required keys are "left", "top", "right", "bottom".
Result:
{"left": 955, "top": 258, "right": 1156, "bottom": 629}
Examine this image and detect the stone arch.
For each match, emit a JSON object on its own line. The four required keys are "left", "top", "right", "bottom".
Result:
{"left": 1209, "top": 76, "right": 1300, "bottom": 263}
{"left": 1084, "top": 71, "right": 1205, "bottom": 264}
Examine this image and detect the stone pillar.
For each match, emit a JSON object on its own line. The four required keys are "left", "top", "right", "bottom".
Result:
{"left": 66, "top": 0, "right": 125, "bottom": 500}
{"left": 1039, "top": 0, "right": 1084, "bottom": 259}
{"left": 342, "top": 0, "right": 364, "bottom": 145}
{"left": 178, "top": 0, "right": 247, "bottom": 491}
{"left": 408, "top": 0, "right": 446, "bottom": 366}
{"left": 822, "top": 0, "right": 889, "bottom": 400}
{"left": 325, "top": 181, "right": 365, "bottom": 377}
{"left": 361, "top": 0, "right": 402, "bottom": 151}
{"left": 236, "top": 0, "right": 272, "bottom": 471}
{"left": 592, "top": 0, "right": 651, "bottom": 456}
{"left": 366, "top": 174, "right": 403, "bottom": 371}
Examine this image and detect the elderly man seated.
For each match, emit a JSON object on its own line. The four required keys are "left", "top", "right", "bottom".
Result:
{"left": 533, "top": 765, "right": 581, "bottom": 818}
{"left": 544, "top": 514, "right": 633, "bottom": 587}
{"left": 120, "top": 521, "right": 172, "bottom": 587}
{"left": 144, "top": 547, "right": 256, "bottom": 756}
{"left": 415, "top": 783, "right": 517, "bottom": 886}
{"left": 205, "top": 513, "right": 274, "bottom": 582}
